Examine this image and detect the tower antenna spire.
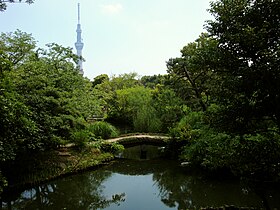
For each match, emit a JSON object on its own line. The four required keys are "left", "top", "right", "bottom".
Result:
{"left": 75, "top": 2, "right": 84, "bottom": 75}
{"left": 78, "top": 3, "right": 80, "bottom": 24}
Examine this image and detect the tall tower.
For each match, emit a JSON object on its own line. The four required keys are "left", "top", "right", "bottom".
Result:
{"left": 75, "top": 3, "right": 84, "bottom": 75}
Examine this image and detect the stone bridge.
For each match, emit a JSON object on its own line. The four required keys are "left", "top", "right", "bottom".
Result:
{"left": 105, "top": 134, "right": 171, "bottom": 147}
{"left": 62, "top": 134, "right": 171, "bottom": 149}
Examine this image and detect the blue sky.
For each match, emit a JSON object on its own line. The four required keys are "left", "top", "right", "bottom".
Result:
{"left": 0, "top": 0, "right": 213, "bottom": 80}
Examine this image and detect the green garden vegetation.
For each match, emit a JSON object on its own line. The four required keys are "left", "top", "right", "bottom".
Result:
{"left": 1, "top": 0, "right": 280, "bottom": 193}
{"left": 166, "top": 0, "right": 280, "bottom": 181}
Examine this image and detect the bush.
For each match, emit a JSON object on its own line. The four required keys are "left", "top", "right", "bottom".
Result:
{"left": 100, "top": 142, "right": 124, "bottom": 154}
{"left": 70, "top": 129, "right": 91, "bottom": 147}
{"left": 88, "top": 121, "right": 119, "bottom": 139}
{"left": 133, "top": 107, "right": 162, "bottom": 133}
{"left": 169, "top": 111, "right": 203, "bottom": 141}
{"left": 184, "top": 130, "right": 234, "bottom": 168}
{"left": 230, "top": 133, "right": 280, "bottom": 180}
{"left": 181, "top": 129, "right": 280, "bottom": 180}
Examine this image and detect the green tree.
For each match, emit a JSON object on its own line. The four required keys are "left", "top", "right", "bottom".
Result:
{"left": 0, "top": 31, "right": 38, "bottom": 159}
{"left": 113, "top": 86, "right": 151, "bottom": 124}
{"left": 0, "top": 0, "right": 34, "bottom": 11}
{"left": 92, "top": 74, "right": 109, "bottom": 88}
{"left": 206, "top": 0, "right": 280, "bottom": 133}
{"left": 140, "top": 74, "right": 166, "bottom": 89}
{"left": 10, "top": 43, "right": 101, "bottom": 146}
{"left": 107, "top": 85, "right": 162, "bottom": 132}
{"left": 167, "top": 33, "right": 219, "bottom": 111}
{"left": 0, "top": 30, "right": 103, "bottom": 155}
{"left": 110, "top": 72, "right": 141, "bottom": 90}
{"left": 0, "top": 30, "right": 107, "bottom": 192}
{"left": 174, "top": 0, "right": 280, "bottom": 180}
{"left": 0, "top": 31, "right": 38, "bottom": 192}
{"left": 152, "top": 84, "right": 184, "bottom": 132}
{"left": 93, "top": 73, "right": 142, "bottom": 116}
{"left": 0, "top": 30, "right": 36, "bottom": 75}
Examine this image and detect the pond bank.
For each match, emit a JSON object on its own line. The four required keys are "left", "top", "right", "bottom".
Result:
{"left": 1, "top": 146, "right": 114, "bottom": 195}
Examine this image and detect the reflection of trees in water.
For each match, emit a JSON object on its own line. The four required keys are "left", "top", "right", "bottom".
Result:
{"left": 152, "top": 168, "right": 268, "bottom": 209}
{"left": 3, "top": 159, "right": 279, "bottom": 209}
{"left": 153, "top": 170, "right": 195, "bottom": 209}
{"left": 3, "top": 171, "right": 125, "bottom": 210}
{"left": 106, "top": 159, "right": 198, "bottom": 209}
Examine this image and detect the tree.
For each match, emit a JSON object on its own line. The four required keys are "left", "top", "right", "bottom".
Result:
{"left": 0, "top": 30, "right": 108, "bottom": 192}
{"left": 110, "top": 72, "right": 141, "bottom": 90}
{"left": 92, "top": 73, "right": 142, "bottom": 120}
{"left": 92, "top": 74, "right": 109, "bottom": 88}
{"left": 167, "top": 33, "right": 219, "bottom": 111}
{"left": 11, "top": 43, "right": 102, "bottom": 146}
{"left": 206, "top": 0, "right": 280, "bottom": 133}
{"left": 0, "top": 30, "right": 36, "bottom": 75}
{"left": 111, "top": 86, "right": 157, "bottom": 131}
{"left": 0, "top": 31, "right": 38, "bottom": 161}
{"left": 152, "top": 84, "right": 185, "bottom": 132}
{"left": 0, "top": 0, "right": 34, "bottom": 11}
{"left": 165, "top": 0, "right": 280, "bottom": 180}
{"left": 0, "top": 31, "right": 103, "bottom": 154}
{"left": 140, "top": 74, "right": 165, "bottom": 89}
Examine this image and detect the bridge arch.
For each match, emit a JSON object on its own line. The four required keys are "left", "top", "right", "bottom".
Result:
{"left": 105, "top": 134, "right": 170, "bottom": 148}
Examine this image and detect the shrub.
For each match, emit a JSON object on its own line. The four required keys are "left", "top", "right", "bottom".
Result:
{"left": 181, "top": 129, "right": 280, "bottom": 180}
{"left": 230, "top": 133, "right": 280, "bottom": 180}
{"left": 180, "top": 127, "right": 232, "bottom": 167}
{"left": 100, "top": 142, "right": 124, "bottom": 154}
{"left": 70, "top": 129, "right": 91, "bottom": 147}
{"left": 169, "top": 111, "right": 203, "bottom": 141}
{"left": 88, "top": 121, "right": 119, "bottom": 139}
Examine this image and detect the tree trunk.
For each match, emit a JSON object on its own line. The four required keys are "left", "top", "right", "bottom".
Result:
{"left": 183, "top": 66, "right": 207, "bottom": 111}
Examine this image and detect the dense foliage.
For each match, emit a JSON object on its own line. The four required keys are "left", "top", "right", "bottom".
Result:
{"left": 0, "top": 31, "right": 183, "bottom": 192}
{"left": 88, "top": 121, "right": 119, "bottom": 140}
{"left": 1, "top": 31, "right": 104, "bottom": 152}
{"left": 1, "top": 0, "right": 280, "bottom": 193}
{"left": 92, "top": 73, "right": 184, "bottom": 133}
{"left": 206, "top": 0, "right": 280, "bottom": 134}
{"left": 167, "top": 0, "right": 280, "bottom": 181}
{"left": 0, "top": 31, "right": 112, "bottom": 192}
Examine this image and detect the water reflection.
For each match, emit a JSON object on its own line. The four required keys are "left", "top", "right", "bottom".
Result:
{"left": 104, "top": 159, "right": 280, "bottom": 209}
{"left": 2, "top": 171, "right": 125, "bottom": 210}
{"left": 117, "top": 144, "right": 166, "bottom": 160}
{"left": 2, "top": 158, "right": 280, "bottom": 209}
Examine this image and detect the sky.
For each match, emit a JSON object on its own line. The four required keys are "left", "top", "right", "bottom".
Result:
{"left": 0, "top": 0, "right": 213, "bottom": 80}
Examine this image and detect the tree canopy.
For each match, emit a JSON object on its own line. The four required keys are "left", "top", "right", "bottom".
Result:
{"left": 206, "top": 0, "right": 280, "bottom": 133}
{"left": 0, "top": 31, "right": 102, "bottom": 162}
{"left": 167, "top": 33, "right": 219, "bottom": 111}
{"left": 0, "top": 0, "right": 34, "bottom": 11}
{"left": 167, "top": 0, "right": 280, "bottom": 180}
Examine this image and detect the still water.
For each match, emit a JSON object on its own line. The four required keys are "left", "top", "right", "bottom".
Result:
{"left": 2, "top": 145, "right": 280, "bottom": 209}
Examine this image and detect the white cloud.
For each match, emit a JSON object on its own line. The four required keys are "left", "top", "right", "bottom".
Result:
{"left": 101, "top": 3, "right": 123, "bottom": 15}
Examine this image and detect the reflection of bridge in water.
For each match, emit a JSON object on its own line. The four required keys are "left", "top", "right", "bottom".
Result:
{"left": 105, "top": 134, "right": 171, "bottom": 147}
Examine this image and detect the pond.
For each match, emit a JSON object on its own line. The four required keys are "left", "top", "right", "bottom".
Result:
{"left": 1, "top": 145, "right": 280, "bottom": 209}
